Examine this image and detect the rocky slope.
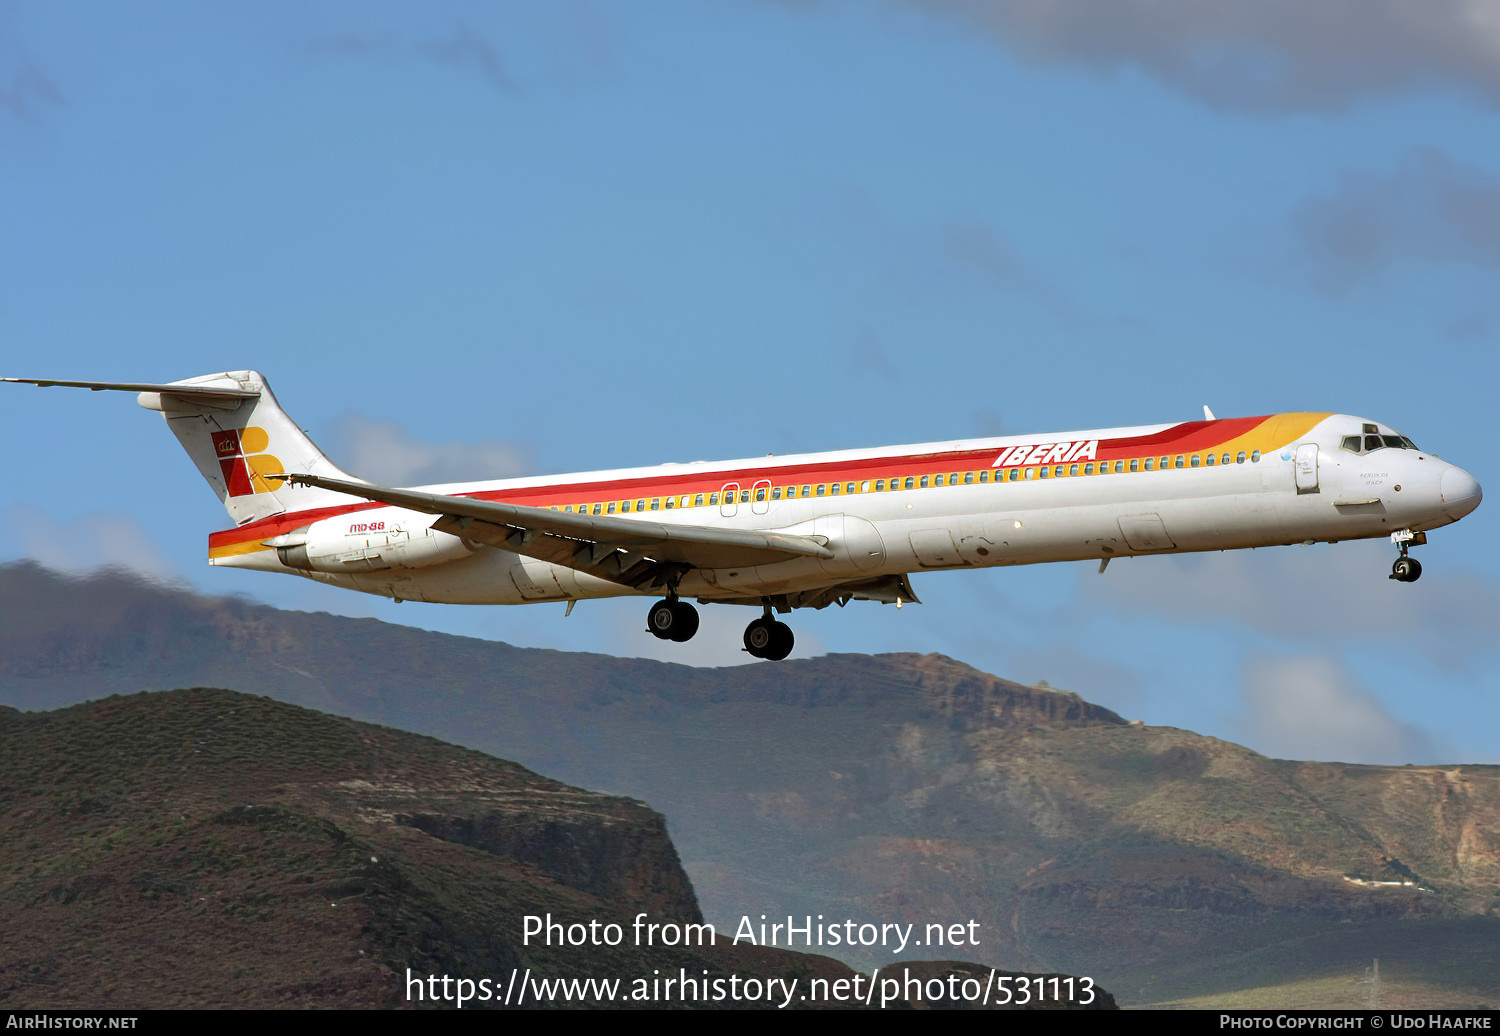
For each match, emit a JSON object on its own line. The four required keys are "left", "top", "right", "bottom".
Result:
{"left": 1, "top": 564, "right": 1494, "bottom": 1006}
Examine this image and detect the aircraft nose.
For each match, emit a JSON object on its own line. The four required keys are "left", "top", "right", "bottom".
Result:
{"left": 1440, "top": 465, "right": 1482, "bottom": 521}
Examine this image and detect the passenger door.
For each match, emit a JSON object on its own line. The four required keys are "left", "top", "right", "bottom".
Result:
{"left": 1294, "top": 443, "right": 1319, "bottom": 494}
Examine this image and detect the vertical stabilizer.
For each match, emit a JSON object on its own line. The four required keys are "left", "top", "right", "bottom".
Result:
{"left": 142, "top": 371, "right": 358, "bottom": 525}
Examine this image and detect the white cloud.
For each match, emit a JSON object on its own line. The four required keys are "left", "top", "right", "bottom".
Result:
{"left": 1007, "top": 641, "right": 1148, "bottom": 716}
{"left": 330, "top": 414, "right": 531, "bottom": 487}
{"left": 1236, "top": 654, "right": 1448, "bottom": 764}
{"left": 1292, "top": 149, "right": 1500, "bottom": 293}
{"left": 899, "top": 0, "right": 1500, "bottom": 113}
{"left": 0, "top": 504, "right": 181, "bottom": 581}
{"left": 1076, "top": 541, "right": 1500, "bottom": 671}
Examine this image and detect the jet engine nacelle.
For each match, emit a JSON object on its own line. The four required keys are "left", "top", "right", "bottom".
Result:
{"left": 269, "top": 513, "right": 479, "bottom": 573}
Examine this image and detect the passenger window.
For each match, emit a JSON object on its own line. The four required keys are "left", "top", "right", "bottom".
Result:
{"left": 933, "top": 474, "right": 944, "bottom": 487}
{"left": 949, "top": 473, "right": 959, "bottom": 485}
{"left": 1236, "top": 452, "right": 1246, "bottom": 464}
{"left": 740, "top": 491, "right": 750, "bottom": 503}
{"left": 1039, "top": 466, "right": 1050, "bottom": 478}
{"left": 1251, "top": 451, "right": 1261, "bottom": 462}
{"left": 1070, "top": 464, "right": 1079, "bottom": 476}
{"left": 1143, "top": 458, "right": 1154, "bottom": 471}
{"left": 1115, "top": 461, "right": 1124, "bottom": 473}
{"left": 708, "top": 494, "right": 718, "bottom": 506}
{"left": 694, "top": 494, "right": 704, "bottom": 506}
{"left": 755, "top": 488, "right": 766, "bottom": 502}
{"left": 831, "top": 483, "right": 841, "bottom": 495}
{"left": 847, "top": 483, "right": 856, "bottom": 494}
{"left": 802, "top": 485, "right": 812, "bottom": 496}
{"left": 1190, "top": 455, "right": 1201, "bottom": 467}
{"left": 979, "top": 471, "right": 989, "bottom": 483}
{"left": 664, "top": 497, "right": 674, "bottom": 508}
{"left": 650, "top": 499, "right": 660, "bottom": 510}
{"left": 919, "top": 475, "right": 929, "bottom": 488}
{"left": 904, "top": 477, "right": 915, "bottom": 490}
{"left": 965, "top": 472, "right": 975, "bottom": 484}
{"left": 1084, "top": 463, "right": 1093, "bottom": 475}
{"left": 771, "top": 488, "right": 781, "bottom": 500}
{"left": 607, "top": 502, "right": 617, "bottom": 514}
{"left": 817, "top": 484, "right": 826, "bottom": 496}
{"left": 564, "top": 505, "right": 573, "bottom": 512}
{"left": 861, "top": 481, "right": 871, "bottom": 493}
{"left": 1205, "top": 454, "right": 1215, "bottom": 466}
{"left": 592, "top": 503, "right": 602, "bottom": 515}
{"left": 875, "top": 480, "right": 885, "bottom": 492}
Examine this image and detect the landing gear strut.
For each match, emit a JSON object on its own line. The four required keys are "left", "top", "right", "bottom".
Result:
{"left": 1388, "top": 529, "right": 1425, "bottom": 583}
{"left": 743, "top": 612, "right": 794, "bottom": 661}
{"left": 647, "top": 598, "right": 700, "bottom": 642}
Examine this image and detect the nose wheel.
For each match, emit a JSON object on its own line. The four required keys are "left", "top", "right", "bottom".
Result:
{"left": 743, "top": 616, "right": 794, "bottom": 661}
{"left": 647, "top": 599, "right": 700, "bottom": 642}
{"left": 1388, "top": 529, "right": 1425, "bottom": 583}
{"left": 1390, "top": 556, "right": 1422, "bottom": 582}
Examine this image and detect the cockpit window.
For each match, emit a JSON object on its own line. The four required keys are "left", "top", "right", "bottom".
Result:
{"left": 1343, "top": 430, "right": 1419, "bottom": 455}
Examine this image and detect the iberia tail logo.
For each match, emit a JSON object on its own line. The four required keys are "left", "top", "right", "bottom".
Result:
{"left": 211, "top": 427, "right": 283, "bottom": 497}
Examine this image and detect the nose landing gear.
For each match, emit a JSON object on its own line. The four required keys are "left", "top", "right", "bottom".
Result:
{"left": 1389, "top": 529, "right": 1426, "bottom": 582}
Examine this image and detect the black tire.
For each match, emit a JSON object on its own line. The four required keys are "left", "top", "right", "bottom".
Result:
{"left": 668, "top": 601, "right": 700, "bottom": 642}
{"left": 763, "top": 621, "right": 794, "bottom": 661}
{"left": 743, "top": 617, "right": 774, "bottom": 657}
{"left": 648, "top": 600, "right": 678, "bottom": 640}
{"left": 1392, "top": 557, "right": 1421, "bottom": 583}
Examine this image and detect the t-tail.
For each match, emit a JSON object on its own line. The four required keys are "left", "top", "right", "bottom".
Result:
{"left": 3, "top": 371, "right": 358, "bottom": 524}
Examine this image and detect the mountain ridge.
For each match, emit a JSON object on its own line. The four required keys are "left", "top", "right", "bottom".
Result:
{"left": 2, "top": 562, "right": 1494, "bottom": 1007}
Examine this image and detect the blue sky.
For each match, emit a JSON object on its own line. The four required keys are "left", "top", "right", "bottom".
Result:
{"left": 2, "top": 0, "right": 1496, "bottom": 764}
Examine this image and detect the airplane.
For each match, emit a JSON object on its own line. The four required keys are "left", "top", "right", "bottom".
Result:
{"left": 4, "top": 371, "right": 1483, "bottom": 660}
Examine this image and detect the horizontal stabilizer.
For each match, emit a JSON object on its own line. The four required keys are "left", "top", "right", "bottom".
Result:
{"left": 2, "top": 377, "right": 258, "bottom": 400}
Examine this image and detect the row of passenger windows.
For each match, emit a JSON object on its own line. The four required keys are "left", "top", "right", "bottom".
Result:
{"left": 552, "top": 449, "right": 1263, "bottom": 516}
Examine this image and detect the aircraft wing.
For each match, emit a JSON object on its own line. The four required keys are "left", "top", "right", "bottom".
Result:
{"left": 280, "top": 473, "right": 834, "bottom": 592}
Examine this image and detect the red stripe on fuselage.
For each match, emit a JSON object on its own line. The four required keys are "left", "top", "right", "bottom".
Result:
{"left": 207, "top": 416, "right": 1277, "bottom": 548}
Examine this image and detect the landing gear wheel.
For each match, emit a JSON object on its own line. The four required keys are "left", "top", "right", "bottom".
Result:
{"left": 743, "top": 617, "right": 794, "bottom": 661}
{"left": 1390, "top": 557, "right": 1422, "bottom": 583}
{"left": 648, "top": 599, "right": 700, "bottom": 641}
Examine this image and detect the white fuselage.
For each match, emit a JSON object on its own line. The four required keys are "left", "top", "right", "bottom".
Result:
{"left": 211, "top": 411, "right": 1481, "bottom": 608}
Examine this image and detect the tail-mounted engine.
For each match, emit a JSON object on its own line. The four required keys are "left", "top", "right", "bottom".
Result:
{"left": 265, "top": 513, "right": 479, "bottom": 573}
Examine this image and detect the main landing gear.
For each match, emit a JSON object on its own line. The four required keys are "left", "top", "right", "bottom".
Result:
{"left": 743, "top": 611, "right": 794, "bottom": 662}
{"left": 1389, "top": 529, "right": 1425, "bottom": 583}
{"left": 647, "top": 598, "right": 699, "bottom": 642}
{"left": 644, "top": 598, "right": 796, "bottom": 661}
